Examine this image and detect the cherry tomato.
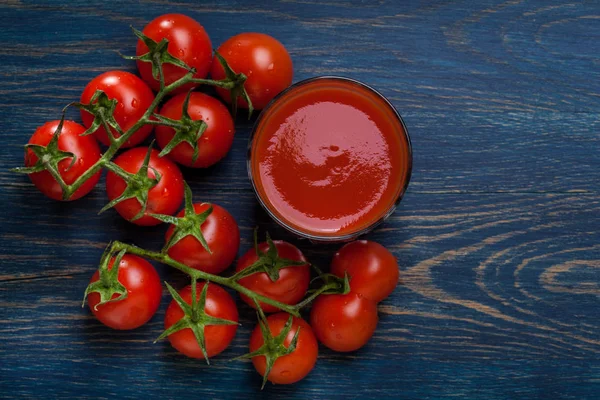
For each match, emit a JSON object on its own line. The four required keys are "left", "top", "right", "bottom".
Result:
{"left": 88, "top": 254, "right": 162, "bottom": 330}
{"left": 211, "top": 33, "right": 293, "bottom": 110}
{"left": 165, "top": 203, "right": 240, "bottom": 274}
{"left": 310, "top": 292, "right": 378, "bottom": 352}
{"left": 25, "top": 120, "right": 101, "bottom": 201}
{"left": 331, "top": 240, "right": 399, "bottom": 303}
{"left": 164, "top": 282, "right": 238, "bottom": 358}
{"left": 80, "top": 71, "right": 155, "bottom": 148}
{"left": 236, "top": 241, "right": 309, "bottom": 313}
{"left": 136, "top": 14, "right": 212, "bottom": 94}
{"left": 155, "top": 92, "right": 235, "bottom": 168}
{"left": 250, "top": 313, "right": 318, "bottom": 385}
{"left": 106, "top": 147, "right": 184, "bottom": 226}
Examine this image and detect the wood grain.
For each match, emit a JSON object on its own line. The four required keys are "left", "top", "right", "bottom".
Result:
{"left": 1, "top": 0, "right": 598, "bottom": 399}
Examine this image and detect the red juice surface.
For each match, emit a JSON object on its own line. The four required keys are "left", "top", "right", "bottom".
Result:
{"left": 250, "top": 78, "right": 411, "bottom": 238}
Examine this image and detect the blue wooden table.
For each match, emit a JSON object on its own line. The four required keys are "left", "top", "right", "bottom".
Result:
{"left": 1, "top": 1, "right": 599, "bottom": 398}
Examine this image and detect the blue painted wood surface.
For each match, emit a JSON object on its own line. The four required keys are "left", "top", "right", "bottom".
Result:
{"left": 1, "top": 1, "right": 599, "bottom": 398}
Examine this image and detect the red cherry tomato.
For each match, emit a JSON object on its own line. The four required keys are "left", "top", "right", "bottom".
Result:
{"left": 25, "top": 120, "right": 101, "bottom": 201}
{"left": 105, "top": 147, "right": 184, "bottom": 226}
{"left": 136, "top": 14, "right": 212, "bottom": 94}
{"left": 236, "top": 241, "right": 309, "bottom": 313}
{"left": 166, "top": 203, "right": 239, "bottom": 274}
{"left": 164, "top": 282, "right": 238, "bottom": 358}
{"left": 80, "top": 71, "right": 155, "bottom": 148}
{"left": 331, "top": 240, "right": 399, "bottom": 303}
{"left": 88, "top": 254, "right": 162, "bottom": 330}
{"left": 310, "top": 292, "right": 378, "bottom": 352}
{"left": 155, "top": 92, "right": 235, "bottom": 168}
{"left": 211, "top": 33, "right": 293, "bottom": 110}
{"left": 249, "top": 313, "right": 318, "bottom": 385}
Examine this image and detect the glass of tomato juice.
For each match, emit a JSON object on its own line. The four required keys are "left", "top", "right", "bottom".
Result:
{"left": 248, "top": 76, "right": 412, "bottom": 242}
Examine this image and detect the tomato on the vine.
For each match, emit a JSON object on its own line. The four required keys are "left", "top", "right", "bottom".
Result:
{"left": 87, "top": 254, "right": 162, "bottom": 330}
{"left": 310, "top": 292, "right": 378, "bottom": 352}
{"left": 331, "top": 240, "right": 399, "bottom": 303}
{"left": 106, "top": 147, "right": 184, "bottom": 226}
{"left": 25, "top": 120, "right": 101, "bottom": 201}
{"left": 155, "top": 92, "right": 235, "bottom": 168}
{"left": 211, "top": 33, "right": 293, "bottom": 110}
{"left": 165, "top": 203, "right": 240, "bottom": 274}
{"left": 136, "top": 14, "right": 212, "bottom": 94}
{"left": 249, "top": 313, "right": 318, "bottom": 385}
{"left": 164, "top": 282, "right": 238, "bottom": 359}
{"left": 236, "top": 241, "right": 309, "bottom": 313}
{"left": 80, "top": 71, "right": 155, "bottom": 148}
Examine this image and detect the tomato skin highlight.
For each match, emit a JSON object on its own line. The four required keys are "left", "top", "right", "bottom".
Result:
{"left": 236, "top": 241, "right": 310, "bottom": 313}
{"left": 165, "top": 203, "right": 240, "bottom": 274}
{"left": 155, "top": 92, "right": 235, "bottom": 168}
{"left": 310, "top": 292, "right": 378, "bottom": 352}
{"left": 25, "top": 120, "right": 101, "bottom": 201}
{"left": 136, "top": 14, "right": 212, "bottom": 94}
{"left": 211, "top": 32, "right": 293, "bottom": 110}
{"left": 80, "top": 71, "right": 155, "bottom": 148}
{"left": 164, "top": 282, "right": 238, "bottom": 358}
{"left": 105, "top": 147, "right": 185, "bottom": 226}
{"left": 88, "top": 255, "right": 162, "bottom": 330}
{"left": 250, "top": 313, "right": 318, "bottom": 385}
{"left": 331, "top": 240, "right": 399, "bottom": 303}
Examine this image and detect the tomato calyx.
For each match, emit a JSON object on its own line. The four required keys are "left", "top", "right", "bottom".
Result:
{"left": 151, "top": 182, "right": 213, "bottom": 253}
{"left": 100, "top": 144, "right": 161, "bottom": 220}
{"left": 157, "top": 279, "right": 238, "bottom": 364}
{"left": 289, "top": 268, "right": 351, "bottom": 311}
{"left": 73, "top": 90, "right": 123, "bottom": 143}
{"left": 82, "top": 247, "right": 128, "bottom": 309}
{"left": 310, "top": 266, "right": 351, "bottom": 296}
{"left": 125, "top": 27, "right": 193, "bottom": 90}
{"left": 236, "top": 305, "right": 300, "bottom": 389}
{"left": 213, "top": 52, "right": 253, "bottom": 119}
{"left": 154, "top": 91, "right": 207, "bottom": 164}
{"left": 232, "top": 230, "right": 307, "bottom": 283}
{"left": 12, "top": 114, "right": 76, "bottom": 200}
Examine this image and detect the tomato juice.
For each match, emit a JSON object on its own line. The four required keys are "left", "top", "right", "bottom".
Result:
{"left": 249, "top": 77, "right": 412, "bottom": 241}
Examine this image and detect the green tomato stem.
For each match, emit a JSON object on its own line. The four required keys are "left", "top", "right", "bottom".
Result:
{"left": 110, "top": 241, "right": 301, "bottom": 316}
{"left": 292, "top": 281, "right": 339, "bottom": 311}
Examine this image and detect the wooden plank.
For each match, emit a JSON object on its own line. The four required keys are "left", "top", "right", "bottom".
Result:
{"left": 1, "top": 190, "right": 598, "bottom": 398}
{"left": 0, "top": 0, "right": 598, "bottom": 398}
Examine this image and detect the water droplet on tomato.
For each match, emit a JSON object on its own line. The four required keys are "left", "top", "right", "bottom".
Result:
{"left": 178, "top": 49, "right": 185, "bottom": 57}
{"left": 131, "top": 99, "right": 138, "bottom": 108}
{"left": 281, "top": 370, "right": 291, "bottom": 377}
{"left": 267, "top": 63, "right": 274, "bottom": 71}
{"left": 227, "top": 50, "right": 232, "bottom": 56}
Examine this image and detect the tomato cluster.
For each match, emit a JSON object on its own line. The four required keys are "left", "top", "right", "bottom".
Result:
{"left": 88, "top": 235, "right": 399, "bottom": 386}
{"left": 23, "top": 13, "right": 293, "bottom": 218}
{"left": 18, "top": 13, "right": 402, "bottom": 389}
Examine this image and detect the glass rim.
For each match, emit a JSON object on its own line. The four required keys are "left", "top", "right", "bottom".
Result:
{"left": 246, "top": 75, "right": 413, "bottom": 242}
